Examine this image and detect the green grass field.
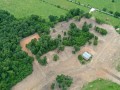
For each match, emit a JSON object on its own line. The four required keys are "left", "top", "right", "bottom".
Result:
{"left": 76, "top": 0, "right": 120, "bottom": 12}
{"left": 82, "top": 79, "right": 120, "bottom": 90}
{"left": 0, "top": 0, "right": 119, "bottom": 26}
{"left": 0, "top": 0, "right": 66, "bottom": 19}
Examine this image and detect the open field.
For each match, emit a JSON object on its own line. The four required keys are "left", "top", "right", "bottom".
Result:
{"left": 76, "top": 0, "right": 120, "bottom": 12}
{"left": 82, "top": 79, "right": 120, "bottom": 90}
{"left": 0, "top": 0, "right": 66, "bottom": 19}
{"left": 12, "top": 18, "right": 120, "bottom": 90}
{"left": 0, "top": 0, "right": 119, "bottom": 26}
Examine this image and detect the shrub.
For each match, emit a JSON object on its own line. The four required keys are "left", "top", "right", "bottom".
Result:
{"left": 95, "top": 27, "right": 108, "bottom": 35}
{"left": 53, "top": 54, "right": 59, "bottom": 61}
{"left": 56, "top": 74, "right": 73, "bottom": 90}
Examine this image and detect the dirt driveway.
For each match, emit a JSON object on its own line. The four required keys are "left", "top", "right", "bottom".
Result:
{"left": 12, "top": 18, "right": 120, "bottom": 90}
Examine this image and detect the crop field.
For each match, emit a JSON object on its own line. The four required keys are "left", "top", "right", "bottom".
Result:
{"left": 0, "top": 0, "right": 119, "bottom": 26}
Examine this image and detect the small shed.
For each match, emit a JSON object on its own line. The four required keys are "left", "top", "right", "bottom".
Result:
{"left": 82, "top": 52, "right": 92, "bottom": 60}
{"left": 89, "top": 8, "right": 96, "bottom": 13}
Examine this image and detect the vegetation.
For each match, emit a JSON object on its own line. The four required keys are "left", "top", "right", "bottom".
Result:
{"left": 53, "top": 54, "right": 59, "bottom": 61}
{"left": 37, "top": 56, "right": 48, "bottom": 66}
{"left": 78, "top": 55, "right": 86, "bottom": 64}
{"left": 96, "top": 18, "right": 104, "bottom": 24}
{"left": 51, "top": 83, "right": 55, "bottom": 90}
{"left": 93, "top": 36, "right": 98, "bottom": 46}
{"left": 0, "top": 10, "right": 52, "bottom": 90}
{"left": 63, "top": 22, "right": 94, "bottom": 47}
{"left": 95, "top": 26, "right": 108, "bottom": 35}
{"left": 56, "top": 74, "right": 73, "bottom": 90}
{"left": 82, "top": 79, "right": 120, "bottom": 90}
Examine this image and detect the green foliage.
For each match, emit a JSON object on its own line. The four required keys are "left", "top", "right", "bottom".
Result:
{"left": 56, "top": 74, "right": 73, "bottom": 90}
{"left": 51, "top": 83, "right": 55, "bottom": 90}
{"left": 78, "top": 55, "right": 86, "bottom": 64}
{"left": 58, "top": 44, "right": 65, "bottom": 51}
{"left": 96, "top": 18, "right": 104, "bottom": 24}
{"left": 53, "top": 54, "right": 59, "bottom": 61}
{"left": 103, "top": 8, "right": 107, "bottom": 11}
{"left": 63, "top": 23, "right": 94, "bottom": 47}
{"left": 38, "top": 56, "right": 48, "bottom": 66}
{"left": 0, "top": 10, "right": 51, "bottom": 90}
{"left": 93, "top": 36, "right": 98, "bottom": 46}
{"left": 27, "top": 35, "right": 59, "bottom": 56}
{"left": 70, "top": 23, "right": 77, "bottom": 29}
{"left": 49, "top": 15, "right": 58, "bottom": 22}
{"left": 95, "top": 26, "right": 108, "bottom": 35}
{"left": 82, "top": 22, "right": 90, "bottom": 32}
{"left": 84, "top": 13, "right": 92, "bottom": 19}
{"left": 74, "top": 45, "right": 80, "bottom": 52}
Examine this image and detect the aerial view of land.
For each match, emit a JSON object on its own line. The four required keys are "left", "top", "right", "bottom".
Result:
{"left": 0, "top": 0, "right": 120, "bottom": 90}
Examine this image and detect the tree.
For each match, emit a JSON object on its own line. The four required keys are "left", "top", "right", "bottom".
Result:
{"left": 53, "top": 54, "right": 59, "bottom": 61}
{"left": 49, "top": 15, "right": 58, "bottom": 22}
{"left": 74, "top": 45, "right": 80, "bottom": 52}
{"left": 82, "top": 22, "right": 89, "bottom": 32}
{"left": 112, "top": 0, "right": 115, "bottom": 2}
{"left": 70, "top": 23, "right": 77, "bottom": 29}
{"left": 56, "top": 74, "right": 73, "bottom": 90}
{"left": 58, "top": 45, "right": 65, "bottom": 51}
{"left": 102, "top": 8, "right": 107, "bottom": 11}
{"left": 38, "top": 56, "right": 48, "bottom": 66}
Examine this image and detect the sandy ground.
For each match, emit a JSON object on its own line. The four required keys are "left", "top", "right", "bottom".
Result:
{"left": 12, "top": 18, "right": 120, "bottom": 90}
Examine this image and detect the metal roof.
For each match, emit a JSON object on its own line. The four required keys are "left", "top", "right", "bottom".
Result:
{"left": 82, "top": 52, "right": 92, "bottom": 60}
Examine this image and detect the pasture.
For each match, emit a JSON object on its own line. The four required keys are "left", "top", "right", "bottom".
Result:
{"left": 82, "top": 79, "right": 120, "bottom": 90}
{"left": 0, "top": 0, "right": 119, "bottom": 26}
{"left": 0, "top": 0, "right": 66, "bottom": 19}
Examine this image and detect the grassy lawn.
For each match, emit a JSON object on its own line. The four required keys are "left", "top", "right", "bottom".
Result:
{"left": 0, "top": 0, "right": 66, "bottom": 19}
{"left": 82, "top": 79, "right": 120, "bottom": 90}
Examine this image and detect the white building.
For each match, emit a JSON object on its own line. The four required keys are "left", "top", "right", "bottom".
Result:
{"left": 82, "top": 52, "right": 92, "bottom": 60}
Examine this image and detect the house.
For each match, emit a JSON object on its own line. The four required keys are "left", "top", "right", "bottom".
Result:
{"left": 82, "top": 52, "right": 92, "bottom": 60}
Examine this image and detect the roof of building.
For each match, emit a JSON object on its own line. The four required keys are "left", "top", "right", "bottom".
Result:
{"left": 82, "top": 52, "right": 92, "bottom": 60}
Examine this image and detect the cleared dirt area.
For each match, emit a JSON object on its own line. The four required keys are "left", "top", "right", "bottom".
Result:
{"left": 12, "top": 18, "right": 120, "bottom": 90}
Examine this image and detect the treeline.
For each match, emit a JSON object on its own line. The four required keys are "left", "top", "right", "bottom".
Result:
{"left": 0, "top": 10, "right": 51, "bottom": 90}
{"left": 48, "top": 8, "right": 92, "bottom": 24}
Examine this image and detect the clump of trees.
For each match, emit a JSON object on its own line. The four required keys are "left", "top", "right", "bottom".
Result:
{"left": 63, "top": 22, "right": 94, "bottom": 47}
{"left": 0, "top": 10, "right": 51, "bottom": 90}
{"left": 56, "top": 74, "right": 73, "bottom": 90}
{"left": 95, "top": 26, "right": 108, "bottom": 35}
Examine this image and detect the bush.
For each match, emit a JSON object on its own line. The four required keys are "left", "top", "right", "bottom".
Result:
{"left": 53, "top": 54, "right": 59, "bottom": 61}
{"left": 93, "top": 36, "right": 98, "bottom": 45}
{"left": 95, "top": 27, "right": 108, "bottom": 35}
{"left": 96, "top": 18, "right": 104, "bottom": 24}
{"left": 38, "top": 56, "right": 48, "bottom": 66}
{"left": 56, "top": 74, "right": 73, "bottom": 90}
{"left": 78, "top": 55, "right": 86, "bottom": 64}
{"left": 51, "top": 83, "right": 55, "bottom": 90}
